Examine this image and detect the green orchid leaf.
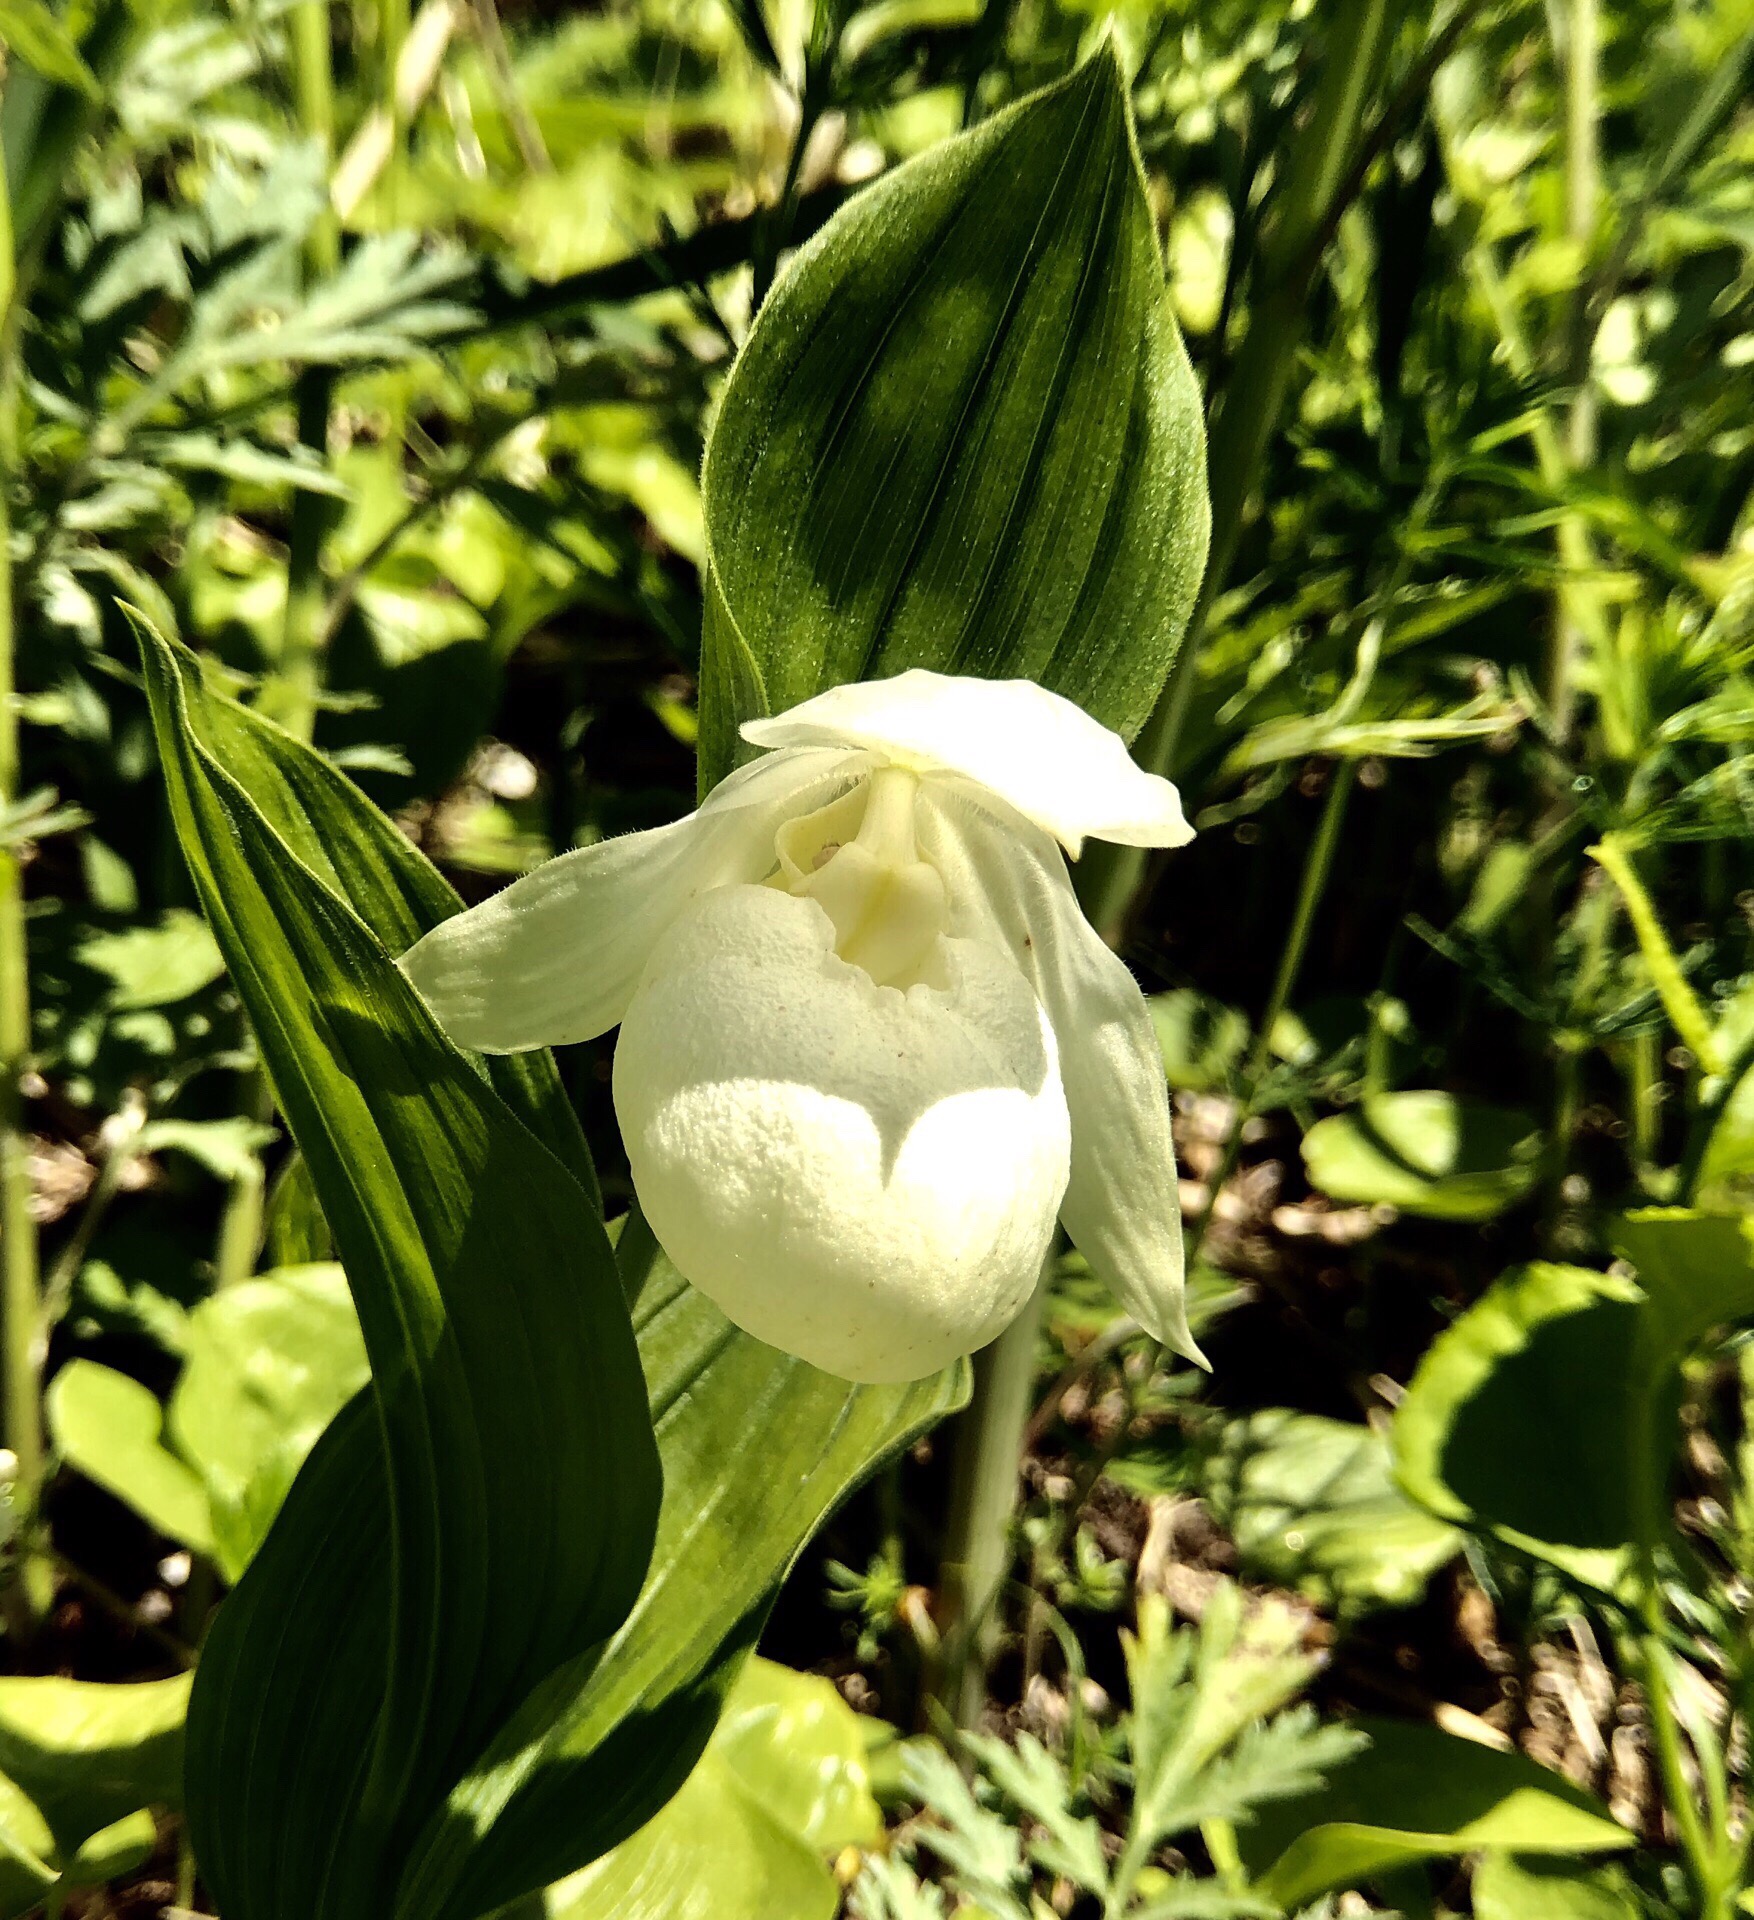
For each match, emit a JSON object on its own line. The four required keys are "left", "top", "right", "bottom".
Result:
{"left": 1393, "top": 1216, "right": 1754, "bottom": 1589}
{"left": 696, "top": 47, "right": 1208, "bottom": 789}
{"left": 136, "top": 620, "right": 661, "bottom": 1920}
{"left": 1301, "top": 1092, "right": 1542, "bottom": 1222}
{"left": 46, "top": 1360, "right": 215, "bottom": 1558}
{"left": 1242, "top": 1719, "right": 1631, "bottom": 1909}
{"left": 396, "top": 1250, "right": 963, "bottom": 1920}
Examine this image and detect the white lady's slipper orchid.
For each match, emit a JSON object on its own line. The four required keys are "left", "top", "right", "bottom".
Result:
{"left": 401, "top": 670, "right": 1200, "bottom": 1385}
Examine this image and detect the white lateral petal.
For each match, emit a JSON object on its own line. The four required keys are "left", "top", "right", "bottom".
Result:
{"left": 400, "top": 747, "right": 861, "bottom": 1052}
{"left": 742, "top": 669, "right": 1192, "bottom": 857}
{"left": 915, "top": 788, "right": 1204, "bottom": 1364}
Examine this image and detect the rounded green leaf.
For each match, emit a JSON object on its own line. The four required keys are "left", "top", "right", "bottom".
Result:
{"left": 697, "top": 49, "right": 1209, "bottom": 786}
{"left": 543, "top": 1657, "right": 880, "bottom": 1920}
{"left": 1394, "top": 1218, "right": 1754, "bottom": 1588}
{"left": 1391, "top": 1263, "right": 1645, "bottom": 1589}
{"left": 1301, "top": 1092, "right": 1542, "bottom": 1221}
{"left": 0, "top": 1675, "right": 190, "bottom": 1858}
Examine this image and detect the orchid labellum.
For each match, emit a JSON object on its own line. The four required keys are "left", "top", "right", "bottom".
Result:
{"left": 402, "top": 671, "right": 1200, "bottom": 1384}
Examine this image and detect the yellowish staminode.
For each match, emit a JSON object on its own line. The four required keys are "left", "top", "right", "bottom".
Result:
{"left": 401, "top": 669, "right": 1199, "bottom": 1383}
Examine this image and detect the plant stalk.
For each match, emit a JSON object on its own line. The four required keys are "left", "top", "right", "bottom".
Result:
{"left": 936, "top": 1250, "right": 1052, "bottom": 1729}
{"left": 1078, "top": 0, "right": 1397, "bottom": 940}
{"left": 1549, "top": 0, "right": 1599, "bottom": 743}
{"left": 1195, "top": 760, "right": 1359, "bottom": 1242}
{"left": 218, "top": 0, "right": 338, "bottom": 1282}
{"left": 0, "top": 128, "right": 49, "bottom": 1629}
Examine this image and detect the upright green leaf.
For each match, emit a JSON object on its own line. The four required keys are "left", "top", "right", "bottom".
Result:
{"left": 137, "top": 627, "right": 963, "bottom": 1920}
{"left": 696, "top": 48, "right": 1208, "bottom": 788}
{"left": 136, "top": 624, "right": 661, "bottom": 1920}
{"left": 396, "top": 1251, "right": 963, "bottom": 1920}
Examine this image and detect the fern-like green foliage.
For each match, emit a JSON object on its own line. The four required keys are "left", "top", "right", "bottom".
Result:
{"left": 852, "top": 1582, "right": 1366, "bottom": 1920}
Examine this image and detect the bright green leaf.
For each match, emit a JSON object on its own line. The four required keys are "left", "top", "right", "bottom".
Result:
{"left": 1392, "top": 1263, "right": 1644, "bottom": 1591}
{"left": 696, "top": 49, "right": 1208, "bottom": 787}
{"left": 46, "top": 1361, "right": 215, "bottom": 1558}
{"left": 0, "top": 0, "right": 98, "bottom": 95}
{"left": 64, "top": 1807, "right": 158, "bottom": 1888}
{"left": 0, "top": 1773, "right": 58, "bottom": 1920}
{"left": 1394, "top": 1217, "right": 1754, "bottom": 1588}
{"left": 543, "top": 1656, "right": 881, "bottom": 1920}
{"left": 1202, "top": 1410, "right": 1462, "bottom": 1614}
{"left": 168, "top": 1263, "right": 371, "bottom": 1582}
{"left": 1472, "top": 1853, "right": 1639, "bottom": 1920}
{"left": 138, "top": 1116, "right": 276, "bottom": 1184}
{"left": 74, "top": 908, "right": 225, "bottom": 1009}
{"left": 713, "top": 1657, "right": 882, "bottom": 1853}
{"left": 1243, "top": 1719, "right": 1631, "bottom": 1909}
{"left": 0, "top": 1674, "right": 189, "bottom": 1857}
{"left": 1301, "top": 1092, "right": 1542, "bottom": 1221}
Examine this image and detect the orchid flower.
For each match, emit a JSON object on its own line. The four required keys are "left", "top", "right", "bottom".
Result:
{"left": 401, "top": 671, "right": 1201, "bottom": 1384}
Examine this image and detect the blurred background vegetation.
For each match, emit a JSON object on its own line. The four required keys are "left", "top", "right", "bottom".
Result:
{"left": 3, "top": 0, "right": 1754, "bottom": 1912}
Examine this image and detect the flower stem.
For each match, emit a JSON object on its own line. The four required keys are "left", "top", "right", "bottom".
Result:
{"left": 1195, "top": 761, "right": 1357, "bottom": 1246}
{"left": 217, "top": 1, "right": 337, "bottom": 1281}
{"left": 936, "top": 1250, "right": 1052, "bottom": 1728}
{"left": 1077, "top": 0, "right": 1396, "bottom": 941}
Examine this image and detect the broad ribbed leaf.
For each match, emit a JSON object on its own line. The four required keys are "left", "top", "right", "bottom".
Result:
{"left": 696, "top": 48, "right": 1208, "bottom": 789}
{"left": 136, "top": 624, "right": 660, "bottom": 1920}
{"left": 397, "top": 1251, "right": 965, "bottom": 1920}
